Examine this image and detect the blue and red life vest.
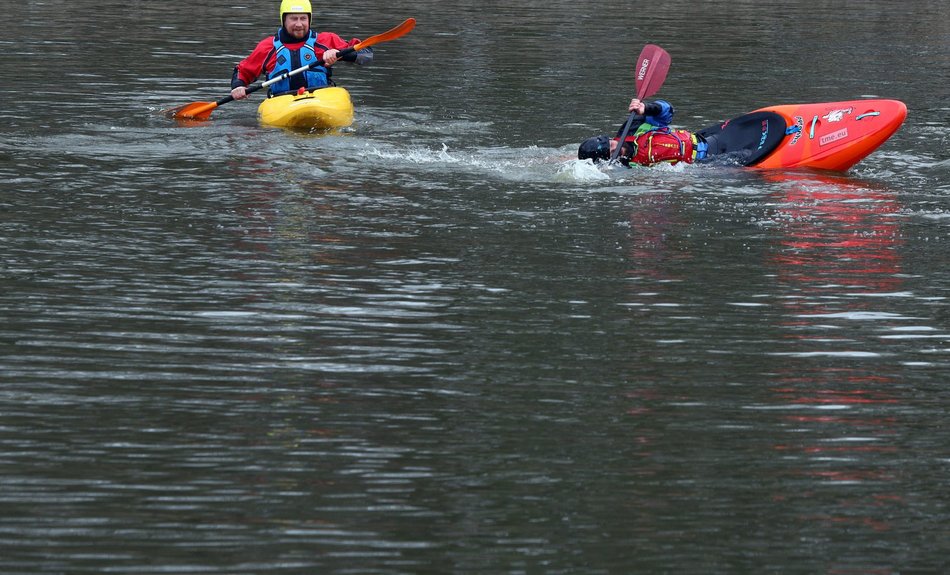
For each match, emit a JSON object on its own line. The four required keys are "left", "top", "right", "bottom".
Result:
{"left": 265, "top": 30, "right": 331, "bottom": 95}
{"left": 614, "top": 101, "right": 698, "bottom": 166}
{"left": 620, "top": 125, "right": 698, "bottom": 166}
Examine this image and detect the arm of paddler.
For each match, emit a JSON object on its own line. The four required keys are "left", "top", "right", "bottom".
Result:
{"left": 628, "top": 99, "right": 666, "bottom": 118}
{"left": 320, "top": 33, "right": 374, "bottom": 66}
{"left": 324, "top": 46, "right": 373, "bottom": 66}
{"left": 343, "top": 46, "right": 373, "bottom": 65}
{"left": 229, "top": 38, "right": 271, "bottom": 100}
{"left": 230, "top": 68, "right": 248, "bottom": 100}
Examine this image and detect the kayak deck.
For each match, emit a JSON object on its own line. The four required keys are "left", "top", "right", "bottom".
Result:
{"left": 697, "top": 99, "right": 907, "bottom": 171}
{"left": 257, "top": 86, "right": 354, "bottom": 131}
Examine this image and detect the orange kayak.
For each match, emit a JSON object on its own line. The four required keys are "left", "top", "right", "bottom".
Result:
{"left": 698, "top": 99, "right": 907, "bottom": 171}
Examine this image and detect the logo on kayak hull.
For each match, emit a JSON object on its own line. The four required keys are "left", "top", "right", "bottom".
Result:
{"left": 757, "top": 120, "right": 769, "bottom": 150}
{"left": 790, "top": 116, "right": 804, "bottom": 146}
{"left": 820, "top": 128, "right": 849, "bottom": 146}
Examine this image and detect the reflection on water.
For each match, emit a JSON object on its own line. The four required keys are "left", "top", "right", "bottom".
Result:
{"left": 612, "top": 171, "right": 946, "bottom": 573}
{"left": 760, "top": 174, "right": 910, "bottom": 567}
{"left": 768, "top": 173, "right": 903, "bottom": 300}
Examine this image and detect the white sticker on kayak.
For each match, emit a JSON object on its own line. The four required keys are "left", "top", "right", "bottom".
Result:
{"left": 823, "top": 107, "right": 853, "bottom": 122}
{"left": 820, "top": 128, "right": 848, "bottom": 146}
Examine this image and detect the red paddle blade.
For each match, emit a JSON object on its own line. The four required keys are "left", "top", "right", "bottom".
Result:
{"left": 634, "top": 44, "right": 671, "bottom": 100}
{"left": 164, "top": 101, "right": 217, "bottom": 121}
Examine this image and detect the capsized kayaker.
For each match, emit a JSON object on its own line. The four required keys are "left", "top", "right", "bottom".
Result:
{"left": 578, "top": 98, "right": 717, "bottom": 167}
{"left": 229, "top": 0, "right": 373, "bottom": 101}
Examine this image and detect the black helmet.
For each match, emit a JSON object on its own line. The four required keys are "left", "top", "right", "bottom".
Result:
{"left": 578, "top": 135, "right": 611, "bottom": 162}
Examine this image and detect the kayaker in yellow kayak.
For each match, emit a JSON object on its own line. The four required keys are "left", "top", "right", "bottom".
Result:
{"left": 229, "top": 0, "right": 373, "bottom": 101}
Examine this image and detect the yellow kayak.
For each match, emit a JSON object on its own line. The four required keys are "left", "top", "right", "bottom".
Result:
{"left": 257, "top": 87, "right": 354, "bottom": 130}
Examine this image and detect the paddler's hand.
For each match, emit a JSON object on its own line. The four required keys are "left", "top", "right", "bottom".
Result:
{"left": 629, "top": 99, "right": 646, "bottom": 115}
{"left": 231, "top": 86, "right": 248, "bottom": 100}
{"left": 322, "top": 49, "right": 340, "bottom": 66}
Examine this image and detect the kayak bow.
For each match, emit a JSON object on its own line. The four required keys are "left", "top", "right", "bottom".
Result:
{"left": 257, "top": 87, "right": 354, "bottom": 130}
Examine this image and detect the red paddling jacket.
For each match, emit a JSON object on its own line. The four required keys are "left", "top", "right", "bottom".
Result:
{"left": 231, "top": 28, "right": 371, "bottom": 96}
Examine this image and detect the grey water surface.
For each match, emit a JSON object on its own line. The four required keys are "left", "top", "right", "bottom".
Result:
{"left": 1, "top": 1, "right": 949, "bottom": 573}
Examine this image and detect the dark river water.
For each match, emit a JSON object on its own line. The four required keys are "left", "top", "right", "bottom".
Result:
{"left": 2, "top": 1, "right": 949, "bottom": 573}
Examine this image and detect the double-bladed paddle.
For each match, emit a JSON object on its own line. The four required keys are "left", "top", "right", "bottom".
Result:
{"left": 609, "top": 44, "right": 672, "bottom": 162}
{"left": 166, "top": 17, "right": 416, "bottom": 121}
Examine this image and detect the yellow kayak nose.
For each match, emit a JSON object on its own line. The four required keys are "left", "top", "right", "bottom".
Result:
{"left": 257, "top": 86, "right": 355, "bottom": 131}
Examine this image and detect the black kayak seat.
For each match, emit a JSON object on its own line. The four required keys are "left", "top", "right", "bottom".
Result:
{"left": 696, "top": 111, "right": 788, "bottom": 166}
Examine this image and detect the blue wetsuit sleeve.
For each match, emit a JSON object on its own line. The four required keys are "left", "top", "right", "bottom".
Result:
{"left": 645, "top": 100, "right": 675, "bottom": 127}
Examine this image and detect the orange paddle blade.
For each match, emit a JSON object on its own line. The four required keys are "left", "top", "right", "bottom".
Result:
{"left": 353, "top": 17, "right": 416, "bottom": 50}
{"left": 165, "top": 101, "right": 218, "bottom": 121}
